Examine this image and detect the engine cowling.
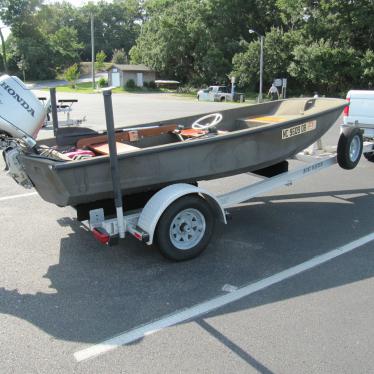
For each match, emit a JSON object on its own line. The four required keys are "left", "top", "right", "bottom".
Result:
{"left": 0, "top": 75, "right": 46, "bottom": 139}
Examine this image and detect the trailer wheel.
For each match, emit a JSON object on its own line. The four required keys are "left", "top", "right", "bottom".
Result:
{"left": 156, "top": 195, "right": 215, "bottom": 261}
{"left": 337, "top": 128, "right": 363, "bottom": 170}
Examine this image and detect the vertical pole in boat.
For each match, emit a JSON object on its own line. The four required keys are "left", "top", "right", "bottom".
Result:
{"left": 50, "top": 87, "right": 59, "bottom": 137}
{"left": 102, "top": 89, "right": 125, "bottom": 238}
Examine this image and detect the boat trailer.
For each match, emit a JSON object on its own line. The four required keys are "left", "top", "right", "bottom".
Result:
{"left": 85, "top": 90, "right": 372, "bottom": 261}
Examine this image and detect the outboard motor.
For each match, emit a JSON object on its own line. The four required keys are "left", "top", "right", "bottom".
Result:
{"left": 0, "top": 74, "right": 46, "bottom": 140}
{"left": 0, "top": 75, "right": 47, "bottom": 188}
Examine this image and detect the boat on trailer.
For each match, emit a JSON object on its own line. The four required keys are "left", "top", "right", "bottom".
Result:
{"left": 0, "top": 74, "right": 367, "bottom": 260}
{"left": 0, "top": 76, "right": 346, "bottom": 205}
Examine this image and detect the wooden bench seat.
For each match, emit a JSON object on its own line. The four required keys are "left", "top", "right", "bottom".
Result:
{"left": 88, "top": 142, "right": 140, "bottom": 155}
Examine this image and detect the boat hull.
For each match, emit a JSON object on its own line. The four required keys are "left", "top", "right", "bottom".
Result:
{"left": 21, "top": 98, "right": 346, "bottom": 207}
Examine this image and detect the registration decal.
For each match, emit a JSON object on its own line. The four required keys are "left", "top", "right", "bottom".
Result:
{"left": 282, "top": 120, "right": 317, "bottom": 139}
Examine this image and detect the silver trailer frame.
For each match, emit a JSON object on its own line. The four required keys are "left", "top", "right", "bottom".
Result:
{"left": 85, "top": 92, "right": 373, "bottom": 261}
{"left": 86, "top": 146, "right": 369, "bottom": 260}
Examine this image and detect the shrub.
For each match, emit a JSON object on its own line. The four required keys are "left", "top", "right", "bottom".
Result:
{"left": 177, "top": 86, "right": 197, "bottom": 94}
{"left": 112, "top": 48, "right": 127, "bottom": 64}
{"left": 143, "top": 81, "right": 149, "bottom": 88}
{"left": 96, "top": 50, "right": 107, "bottom": 71}
{"left": 125, "top": 79, "right": 136, "bottom": 89}
{"left": 148, "top": 80, "right": 156, "bottom": 89}
{"left": 98, "top": 77, "right": 107, "bottom": 87}
{"left": 64, "top": 63, "right": 80, "bottom": 88}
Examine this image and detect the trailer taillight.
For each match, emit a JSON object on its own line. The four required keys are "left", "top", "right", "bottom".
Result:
{"left": 343, "top": 98, "right": 350, "bottom": 117}
{"left": 92, "top": 227, "right": 110, "bottom": 244}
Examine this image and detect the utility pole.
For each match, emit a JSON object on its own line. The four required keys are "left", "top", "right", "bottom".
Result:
{"left": 91, "top": 13, "right": 95, "bottom": 89}
{"left": 0, "top": 27, "right": 8, "bottom": 74}
{"left": 249, "top": 29, "right": 264, "bottom": 102}
{"left": 259, "top": 34, "right": 264, "bottom": 102}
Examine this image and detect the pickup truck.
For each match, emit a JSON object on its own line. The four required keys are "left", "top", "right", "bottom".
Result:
{"left": 343, "top": 90, "right": 374, "bottom": 161}
{"left": 197, "top": 85, "right": 244, "bottom": 102}
{"left": 344, "top": 90, "right": 374, "bottom": 137}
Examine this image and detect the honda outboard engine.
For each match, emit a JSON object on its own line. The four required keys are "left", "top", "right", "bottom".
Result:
{"left": 0, "top": 74, "right": 46, "bottom": 140}
{"left": 0, "top": 75, "right": 47, "bottom": 189}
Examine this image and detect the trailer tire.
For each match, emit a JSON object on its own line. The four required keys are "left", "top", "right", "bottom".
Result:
{"left": 156, "top": 195, "right": 215, "bottom": 261}
{"left": 337, "top": 128, "right": 363, "bottom": 170}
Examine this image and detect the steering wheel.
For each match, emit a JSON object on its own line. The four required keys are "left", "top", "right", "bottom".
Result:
{"left": 192, "top": 113, "right": 223, "bottom": 130}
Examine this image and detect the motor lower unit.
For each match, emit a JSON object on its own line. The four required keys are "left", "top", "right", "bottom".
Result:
{"left": 3, "top": 146, "right": 33, "bottom": 189}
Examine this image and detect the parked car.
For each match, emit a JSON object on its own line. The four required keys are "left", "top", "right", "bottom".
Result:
{"left": 197, "top": 85, "right": 231, "bottom": 102}
{"left": 197, "top": 85, "right": 245, "bottom": 102}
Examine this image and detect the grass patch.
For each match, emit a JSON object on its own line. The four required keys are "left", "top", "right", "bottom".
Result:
{"left": 47, "top": 82, "right": 163, "bottom": 94}
{"left": 111, "top": 86, "right": 162, "bottom": 94}
{"left": 51, "top": 82, "right": 96, "bottom": 93}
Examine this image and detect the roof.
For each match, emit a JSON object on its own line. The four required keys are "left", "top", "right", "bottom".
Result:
{"left": 107, "top": 64, "right": 154, "bottom": 72}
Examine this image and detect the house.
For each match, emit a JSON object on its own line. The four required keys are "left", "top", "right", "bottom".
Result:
{"left": 107, "top": 64, "right": 156, "bottom": 88}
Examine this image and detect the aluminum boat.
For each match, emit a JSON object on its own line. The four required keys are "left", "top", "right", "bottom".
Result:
{"left": 0, "top": 75, "right": 346, "bottom": 212}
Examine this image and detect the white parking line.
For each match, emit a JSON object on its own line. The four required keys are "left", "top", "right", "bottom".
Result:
{"left": 0, "top": 192, "right": 37, "bottom": 202}
{"left": 74, "top": 232, "right": 374, "bottom": 362}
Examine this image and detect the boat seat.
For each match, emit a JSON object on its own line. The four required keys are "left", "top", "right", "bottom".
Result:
{"left": 275, "top": 98, "right": 316, "bottom": 115}
{"left": 76, "top": 124, "right": 178, "bottom": 149}
{"left": 88, "top": 142, "right": 140, "bottom": 155}
{"left": 236, "top": 115, "right": 287, "bottom": 129}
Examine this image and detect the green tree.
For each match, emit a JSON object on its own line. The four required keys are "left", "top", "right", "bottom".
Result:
{"left": 48, "top": 26, "right": 83, "bottom": 71}
{"left": 0, "top": 0, "right": 54, "bottom": 79}
{"left": 232, "top": 0, "right": 374, "bottom": 94}
{"left": 288, "top": 39, "right": 360, "bottom": 95}
{"left": 72, "top": 0, "right": 142, "bottom": 61}
{"left": 361, "top": 50, "right": 374, "bottom": 87}
{"left": 0, "top": 0, "right": 42, "bottom": 38}
{"left": 130, "top": 0, "right": 279, "bottom": 84}
{"left": 232, "top": 28, "right": 301, "bottom": 91}
{"left": 0, "top": 0, "right": 142, "bottom": 78}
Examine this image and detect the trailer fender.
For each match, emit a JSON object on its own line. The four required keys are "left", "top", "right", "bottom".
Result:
{"left": 137, "top": 183, "right": 226, "bottom": 245}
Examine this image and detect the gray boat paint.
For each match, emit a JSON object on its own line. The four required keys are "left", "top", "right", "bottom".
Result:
{"left": 21, "top": 98, "right": 347, "bottom": 207}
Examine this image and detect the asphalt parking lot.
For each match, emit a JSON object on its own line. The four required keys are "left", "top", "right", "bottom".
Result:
{"left": 1, "top": 92, "right": 374, "bottom": 373}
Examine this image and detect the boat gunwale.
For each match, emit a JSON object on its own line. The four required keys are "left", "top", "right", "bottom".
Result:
{"left": 26, "top": 99, "right": 347, "bottom": 171}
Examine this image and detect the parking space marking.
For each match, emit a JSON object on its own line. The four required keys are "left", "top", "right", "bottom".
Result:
{"left": 0, "top": 192, "right": 37, "bottom": 202}
{"left": 74, "top": 232, "right": 374, "bottom": 362}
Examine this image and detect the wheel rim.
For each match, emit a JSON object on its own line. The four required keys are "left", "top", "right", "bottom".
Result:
{"left": 349, "top": 135, "right": 361, "bottom": 162}
{"left": 169, "top": 208, "right": 206, "bottom": 250}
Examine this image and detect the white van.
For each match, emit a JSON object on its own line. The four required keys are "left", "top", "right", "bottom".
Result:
{"left": 343, "top": 90, "right": 374, "bottom": 138}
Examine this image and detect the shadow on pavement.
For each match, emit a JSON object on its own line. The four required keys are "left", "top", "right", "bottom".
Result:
{"left": 0, "top": 188, "right": 373, "bottom": 347}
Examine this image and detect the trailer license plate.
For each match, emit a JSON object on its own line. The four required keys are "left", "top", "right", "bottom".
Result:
{"left": 282, "top": 120, "right": 317, "bottom": 139}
